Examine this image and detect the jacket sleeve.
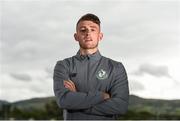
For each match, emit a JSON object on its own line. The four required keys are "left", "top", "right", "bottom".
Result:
{"left": 53, "top": 60, "right": 104, "bottom": 110}
{"left": 84, "top": 63, "right": 129, "bottom": 115}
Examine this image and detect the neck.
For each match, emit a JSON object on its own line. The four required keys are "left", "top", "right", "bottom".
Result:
{"left": 80, "top": 48, "right": 98, "bottom": 55}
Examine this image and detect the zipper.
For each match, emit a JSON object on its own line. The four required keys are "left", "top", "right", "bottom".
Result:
{"left": 87, "top": 56, "right": 90, "bottom": 91}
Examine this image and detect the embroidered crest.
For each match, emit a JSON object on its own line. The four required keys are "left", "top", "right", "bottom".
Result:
{"left": 96, "top": 69, "right": 108, "bottom": 80}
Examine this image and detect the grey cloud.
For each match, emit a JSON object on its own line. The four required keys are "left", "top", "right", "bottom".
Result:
{"left": 132, "top": 63, "right": 180, "bottom": 85}
{"left": 10, "top": 73, "right": 32, "bottom": 81}
{"left": 134, "top": 63, "right": 171, "bottom": 78}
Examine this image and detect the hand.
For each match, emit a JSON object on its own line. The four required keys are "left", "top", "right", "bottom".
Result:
{"left": 102, "top": 92, "right": 110, "bottom": 100}
{"left": 64, "top": 80, "right": 77, "bottom": 92}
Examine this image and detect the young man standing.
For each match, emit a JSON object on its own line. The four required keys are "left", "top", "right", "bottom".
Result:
{"left": 53, "top": 13, "right": 129, "bottom": 120}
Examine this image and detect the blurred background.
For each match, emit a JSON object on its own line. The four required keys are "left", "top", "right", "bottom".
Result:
{"left": 0, "top": 0, "right": 180, "bottom": 120}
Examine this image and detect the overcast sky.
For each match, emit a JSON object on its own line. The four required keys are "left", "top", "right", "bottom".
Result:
{"left": 1, "top": 0, "right": 180, "bottom": 102}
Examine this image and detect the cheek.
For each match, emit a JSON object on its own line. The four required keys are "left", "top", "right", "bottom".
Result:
{"left": 76, "top": 35, "right": 83, "bottom": 41}
{"left": 95, "top": 35, "right": 101, "bottom": 41}
{"left": 78, "top": 34, "right": 85, "bottom": 38}
{"left": 78, "top": 36, "right": 86, "bottom": 42}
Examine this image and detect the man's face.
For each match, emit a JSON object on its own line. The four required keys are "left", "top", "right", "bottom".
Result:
{"left": 74, "top": 20, "right": 103, "bottom": 50}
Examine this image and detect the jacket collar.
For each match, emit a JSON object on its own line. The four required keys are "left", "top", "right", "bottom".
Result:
{"left": 75, "top": 50, "right": 102, "bottom": 61}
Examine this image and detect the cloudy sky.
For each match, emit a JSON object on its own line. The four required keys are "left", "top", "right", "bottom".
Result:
{"left": 1, "top": 0, "right": 180, "bottom": 102}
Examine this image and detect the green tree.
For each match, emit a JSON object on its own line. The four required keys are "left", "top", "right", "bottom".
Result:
{"left": 1, "top": 103, "right": 11, "bottom": 119}
{"left": 44, "top": 100, "right": 63, "bottom": 119}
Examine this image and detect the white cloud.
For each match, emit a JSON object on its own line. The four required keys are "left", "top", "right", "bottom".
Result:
{"left": 129, "top": 80, "right": 144, "bottom": 93}
{"left": 130, "top": 73, "right": 180, "bottom": 100}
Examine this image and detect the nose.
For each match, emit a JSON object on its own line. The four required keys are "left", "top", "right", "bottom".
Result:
{"left": 85, "top": 30, "right": 91, "bottom": 36}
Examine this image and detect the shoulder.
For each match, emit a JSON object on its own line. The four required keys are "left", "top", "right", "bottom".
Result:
{"left": 55, "top": 55, "right": 75, "bottom": 68}
{"left": 102, "top": 56, "right": 124, "bottom": 67}
{"left": 101, "top": 56, "right": 127, "bottom": 75}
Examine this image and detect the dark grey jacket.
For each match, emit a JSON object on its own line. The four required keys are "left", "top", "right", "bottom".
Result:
{"left": 53, "top": 50, "right": 129, "bottom": 120}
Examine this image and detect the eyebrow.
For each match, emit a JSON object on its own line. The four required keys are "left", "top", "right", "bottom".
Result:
{"left": 80, "top": 25, "right": 98, "bottom": 28}
{"left": 90, "top": 26, "right": 98, "bottom": 28}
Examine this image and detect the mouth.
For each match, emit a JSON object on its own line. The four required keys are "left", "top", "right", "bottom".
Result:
{"left": 84, "top": 38, "right": 92, "bottom": 42}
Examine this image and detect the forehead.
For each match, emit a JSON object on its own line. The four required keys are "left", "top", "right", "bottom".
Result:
{"left": 77, "top": 20, "right": 99, "bottom": 28}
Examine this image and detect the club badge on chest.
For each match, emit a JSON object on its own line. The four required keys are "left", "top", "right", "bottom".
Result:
{"left": 96, "top": 69, "right": 108, "bottom": 80}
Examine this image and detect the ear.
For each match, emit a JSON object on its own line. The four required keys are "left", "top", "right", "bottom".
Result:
{"left": 74, "top": 33, "right": 78, "bottom": 42}
{"left": 98, "top": 32, "right": 103, "bottom": 41}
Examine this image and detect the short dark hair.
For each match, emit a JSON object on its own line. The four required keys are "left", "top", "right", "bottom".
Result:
{"left": 76, "top": 13, "right": 101, "bottom": 29}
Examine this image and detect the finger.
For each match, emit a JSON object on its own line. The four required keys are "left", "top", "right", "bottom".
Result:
{"left": 64, "top": 80, "right": 74, "bottom": 84}
{"left": 64, "top": 80, "right": 76, "bottom": 92}
{"left": 64, "top": 81, "right": 74, "bottom": 90}
{"left": 64, "top": 81, "right": 73, "bottom": 89}
{"left": 64, "top": 80, "right": 75, "bottom": 89}
{"left": 64, "top": 80, "right": 70, "bottom": 84}
{"left": 64, "top": 84, "right": 73, "bottom": 90}
{"left": 68, "top": 80, "right": 76, "bottom": 89}
{"left": 64, "top": 83, "right": 76, "bottom": 92}
{"left": 64, "top": 81, "right": 73, "bottom": 87}
{"left": 64, "top": 84, "right": 70, "bottom": 88}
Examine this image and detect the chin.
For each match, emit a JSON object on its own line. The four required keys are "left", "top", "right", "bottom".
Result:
{"left": 80, "top": 43, "right": 98, "bottom": 49}
{"left": 84, "top": 46, "right": 97, "bottom": 49}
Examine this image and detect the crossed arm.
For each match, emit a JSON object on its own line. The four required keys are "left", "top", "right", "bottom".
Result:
{"left": 53, "top": 61, "right": 111, "bottom": 110}
{"left": 64, "top": 80, "right": 110, "bottom": 100}
{"left": 53, "top": 61, "right": 129, "bottom": 115}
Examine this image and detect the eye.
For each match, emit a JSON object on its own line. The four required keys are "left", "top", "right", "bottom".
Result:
{"left": 80, "top": 28, "right": 86, "bottom": 33}
{"left": 91, "top": 29, "right": 95, "bottom": 31}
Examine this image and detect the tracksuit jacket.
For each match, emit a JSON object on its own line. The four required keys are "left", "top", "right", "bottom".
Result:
{"left": 53, "top": 50, "right": 129, "bottom": 120}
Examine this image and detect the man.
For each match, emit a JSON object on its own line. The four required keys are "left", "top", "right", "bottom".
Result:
{"left": 53, "top": 13, "right": 129, "bottom": 120}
